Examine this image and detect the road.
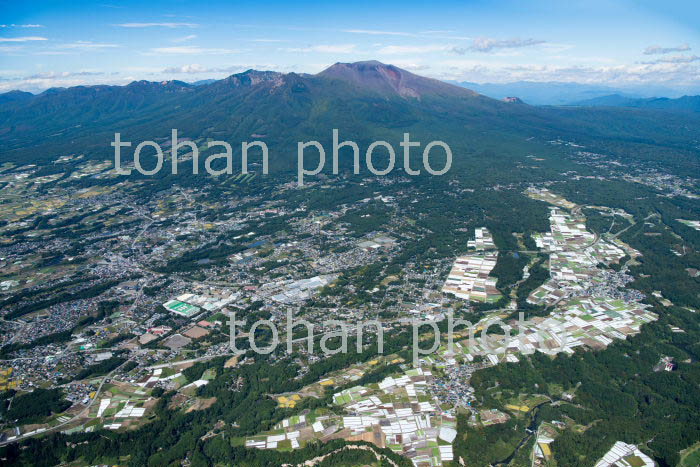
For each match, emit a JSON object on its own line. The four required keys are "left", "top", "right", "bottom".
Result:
{"left": 611, "top": 212, "right": 655, "bottom": 239}
{"left": 145, "top": 352, "right": 235, "bottom": 370}
{"left": 0, "top": 357, "right": 134, "bottom": 446}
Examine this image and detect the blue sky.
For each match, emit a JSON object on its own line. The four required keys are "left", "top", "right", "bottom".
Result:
{"left": 1, "top": 0, "right": 699, "bottom": 93}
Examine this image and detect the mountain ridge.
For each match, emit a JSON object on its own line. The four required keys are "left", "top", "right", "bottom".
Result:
{"left": 1, "top": 60, "right": 698, "bottom": 171}
{"left": 0, "top": 62, "right": 479, "bottom": 103}
{"left": 573, "top": 94, "right": 700, "bottom": 112}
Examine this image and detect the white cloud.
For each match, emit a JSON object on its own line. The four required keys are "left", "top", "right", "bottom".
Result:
{"left": 454, "top": 37, "right": 546, "bottom": 53}
{"left": 419, "top": 30, "right": 455, "bottom": 35}
{"left": 24, "top": 71, "right": 106, "bottom": 79}
{"left": 116, "top": 22, "right": 198, "bottom": 28}
{"left": 171, "top": 34, "right": 197, "bottom": 43}
{"left": 342, "top": 29, "right": 416, "bottom": 37}
{"left": 0, "top": 36, "right": 47, "bottom": 42}
{"left": 538, "top": 43, "right": 575, "bottom": 54}
{"left": 376, "top": 44, "right": 451, "bottom": 55}
{"left": 342, "top": 28, "right": 471, "bottom": 41}
{"left": 0, "top": 24, "right": 44, "bottom": 28}
{"left": 148, "top": 46, "right": 240, "bottom": 55}
{"left": 283, "top": 44, "right": 357, "bottom": 53}
{"left": 0, "top": 70, "right": 125, "bottom": 93}
{"left": 250, "top": 38, "right": 287, "bottom": 43}
{"left": 384, "top": 60, "right": 430, "bottom": 71}
{"left": 163, "top": 64, "right": 211, "bottom": 73}
{"left": 0, "top": 46, "right": 23, "bottom": 53}
{"left": 33, "top": 51, "right": 73, "bottom": 55}
{"left": 1, "top": 78, "right": 111, "bottom": 93}
{"left": 436, "top": 58, "right": 700, "bottom": 86}
{"left": 162, "top": 63, "right": 285, "bottom": 75}
{"left": 58, "top": 41, "right": 119, "bottom": 50}
{"left": 641, "top": 55, "right": 700, "bottom": 64}
{"left": 643, "top": 44, "right": 690, "bottom": 55}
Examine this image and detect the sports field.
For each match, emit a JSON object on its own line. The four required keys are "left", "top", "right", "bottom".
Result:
{"left": 163, "top": 300, "right": 200, "bottom": 317}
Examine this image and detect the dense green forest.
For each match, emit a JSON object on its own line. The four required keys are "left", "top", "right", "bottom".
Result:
{"left": 1, "top": 60, "right": 699, "bottom": 467}
{"left": 0, "top": 389, "right": 70, "bottom": 425}
{"left": 470, "top": 304, "right": 700, "bottom": 466}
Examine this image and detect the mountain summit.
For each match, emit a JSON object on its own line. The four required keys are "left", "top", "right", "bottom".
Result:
{"left": 318, "top": 60, "right": 477, "bottom": 99}
{"left": 1, "top": 59, "right": 693, "bottom": 168}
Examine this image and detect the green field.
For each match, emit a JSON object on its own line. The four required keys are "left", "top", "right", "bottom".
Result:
{"left": 163, "top": 300, "right": 200, "bottom": 317}
{"left": 681, "top": 442, "right": 700, "bottom": 467}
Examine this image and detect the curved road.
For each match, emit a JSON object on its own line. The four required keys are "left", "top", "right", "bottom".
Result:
{"left": 0, "top": 357, "right": 134, "bottom": 446}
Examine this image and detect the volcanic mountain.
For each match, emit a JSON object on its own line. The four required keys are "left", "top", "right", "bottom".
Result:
{"left": 0, "top": 61, "right": 697, "bottom": 169}
{"left": 318, "top": 60, "right": 478, "bottom": 99}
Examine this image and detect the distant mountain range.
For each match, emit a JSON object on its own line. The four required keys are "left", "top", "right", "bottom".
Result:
{"left": 4, "top": 70, "right": 697, "bottom": 108}
{"left": 1, "top": 61, "right": 698, "bottom": 169}
{"left": 452, "top": 81, "right": 699, "bottom": 106}
{"left": 0, "top": 90, "right": 33, "bottom": 105}
{"left": 191, "top": 79, "right": 217, "bottom": 86}
{"left": 572, "top": 94, "right": 700, "bottom": 112}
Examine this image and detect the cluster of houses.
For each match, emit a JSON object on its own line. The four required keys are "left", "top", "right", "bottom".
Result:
{"left": 528, "top": 205, "right": 635, "bottom": 306}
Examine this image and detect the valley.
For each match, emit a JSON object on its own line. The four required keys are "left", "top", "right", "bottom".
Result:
{"left": 0, "top": 61, "right": 698, "bottom": 467}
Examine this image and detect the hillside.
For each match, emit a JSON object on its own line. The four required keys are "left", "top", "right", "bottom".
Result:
{"left": 319, "top": 60, "right": 479, "bottom": 99}
{"left": 0, "top": 61, "right": 699, "bottom": 177}
{"left": 573, "top": 94, "right": 700, "bottom": 112}
{"left": 1, "top": 61, "right": 700, "bottom": 467}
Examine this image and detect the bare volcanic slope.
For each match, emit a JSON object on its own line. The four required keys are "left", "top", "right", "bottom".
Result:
{"left": 1, "top": 60, "right": 698, "bottom": 170}
{"left": 318, "top": 60, "right": 479, "bottom": 99}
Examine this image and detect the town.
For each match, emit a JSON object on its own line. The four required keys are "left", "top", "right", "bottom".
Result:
{"left": 0, "top": 134, "right": 698, "bottom": 466}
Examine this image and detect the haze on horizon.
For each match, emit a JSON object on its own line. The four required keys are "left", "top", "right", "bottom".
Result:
{"left": 1, "top": 0, "right": 699, "bottom": 96}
